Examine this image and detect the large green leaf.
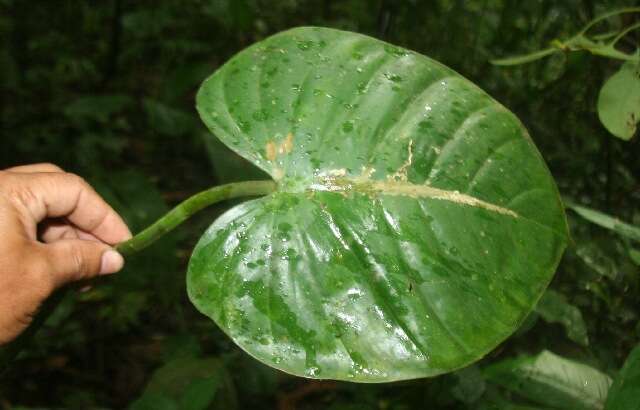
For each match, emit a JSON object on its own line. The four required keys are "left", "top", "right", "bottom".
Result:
{"left": 188, "top": 27, "right": 568, "bottom": 382}
{"left": 484, "top": 350, "right": 612, "bottom": 410}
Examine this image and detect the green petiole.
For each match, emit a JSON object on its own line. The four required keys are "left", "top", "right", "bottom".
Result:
{"left": 116, "top": 180, "right": 276, "bottom": 256}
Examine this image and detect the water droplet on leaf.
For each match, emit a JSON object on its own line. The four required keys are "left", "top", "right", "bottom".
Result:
{"left": 342, "top": 121, "right": 354, "bottom": 133}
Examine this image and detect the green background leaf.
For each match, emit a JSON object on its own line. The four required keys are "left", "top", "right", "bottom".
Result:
{"left": 535, "top": 289, "right": 589, "bottom": 346}
{"left": 566, "top": 202, "right": 640, "bottom": 242}
{"left": 484, "top": 350, "right": 612, "bottom": 410}
{"left": 188, "top": 27, "right": 568, "bottom": 381}
{"left": 131, "top": 357, "right": 237, "bottom": 410}
{"left": 605, "top": 344, "right": 640, "bottom": 410}
{"left": 597, "top": 61, "right": 640, "bottom": 140}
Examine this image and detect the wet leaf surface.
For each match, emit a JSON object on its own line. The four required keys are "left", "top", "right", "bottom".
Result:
{"left": 188, "top": 27, "right": 569, "bottom": 381}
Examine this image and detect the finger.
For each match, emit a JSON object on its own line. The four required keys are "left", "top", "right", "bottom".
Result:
{"left": 6, "top": 163, "right": 64, "bottom": 173}
{"left": 38, "top": 240, "right": 124, "bottom": 285}
{"left": 40, "top": 222, "right": 79, "bottom": 241}
{"left": 13, "top": 172, "right": 132, "bottom": 245}
{"left": 39, "top": 219, "right": 100, "bottom": 243}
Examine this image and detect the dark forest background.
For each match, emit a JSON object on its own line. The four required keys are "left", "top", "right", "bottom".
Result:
{"left": 1, "top": 0, "right": 639, "bottom": 409}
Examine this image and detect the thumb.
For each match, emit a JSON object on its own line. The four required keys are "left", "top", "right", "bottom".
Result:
{"left": 42, "top": 239, "right": 125, "bottom": 285}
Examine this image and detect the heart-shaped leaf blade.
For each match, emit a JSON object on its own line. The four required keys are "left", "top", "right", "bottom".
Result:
{"left": 189, "top": 27, "right": 569, "bottom": 382}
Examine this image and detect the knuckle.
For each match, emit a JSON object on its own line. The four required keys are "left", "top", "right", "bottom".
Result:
{"left": 38, "top": 162, "right": 64, "bottom": 172}
{"left": 62, "top": 172, "right": 95, "bottom": 198}
{"left": 0, "top": 170, "right": 16, "bottom": 189}
{"left": 0, "top": 171, "right": 11, "bottom": 195}
{"left": 3, "top": 178, "right": 38, "bottom": 211}
{"left": 66, "top": 243, "right": 89, "bottom": 276}
{"left": 14, "top": 308, "right": 35, "bottom": 329}
{"left": 64, "top": 172, "right": 87, "bottom": 187}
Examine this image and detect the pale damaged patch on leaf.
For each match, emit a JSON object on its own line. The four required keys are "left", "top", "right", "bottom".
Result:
{"left": 265, "top": 133, "right": 295, "bottom": 162}
{"left": 328, "top": 168, "right": 347, "bottom": 177}
{"left": 280, "top": 132, "right": 294, "bottom": 154}
{"left": 273, "top": 168, "right": 285, "bottom": 180}
{"left": 311, "top": 177, "right": 518, "bottom": 217}
{"left": 389, "top": 140, "right": 413, "bottom": 182}
{"left": 265, "top": 141, "right": 277, "bottom": 161}
{"left": 265, "top": 133, "right": 295, "bottom": 181}
{"left": 368, "top": 182, "right": 518, "bottom": 217}
{"left": 309, "top": 138, "right": 517, "bottom": 217}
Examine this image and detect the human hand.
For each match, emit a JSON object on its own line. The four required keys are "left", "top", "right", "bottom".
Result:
{"left": 0, "top": 163, "right": 131, "bottom": 344}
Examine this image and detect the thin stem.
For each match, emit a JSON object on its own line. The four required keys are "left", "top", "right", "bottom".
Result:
{"left": 610, "top": 21, "right": 640, "bottom": 47}
{"left": 579, "top": 7, "right": 640, "bottom": 36}
{"left": 492, "top": 7, "right": 640, "bottom": 67}
{"left": 116, "top": 180, "right": 276, "bottom": 256}
{"left": 591, "top": 30, "right": 620, "bottom": 41}
{"left": 589, "top": 46, "right": 638, "bottom": 61}
{"left": 562, "top": 35, "right": 637, "bottom": 62}
{"left": 0, "top": 179, "right": 276, "bottom": 375}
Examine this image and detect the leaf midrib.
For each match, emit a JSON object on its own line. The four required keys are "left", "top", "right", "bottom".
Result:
{"left": 306, "top": 176, "right": 518, "bottom": 217}
{"left": 284, "top": 174, "right": 567, "bottom": 240}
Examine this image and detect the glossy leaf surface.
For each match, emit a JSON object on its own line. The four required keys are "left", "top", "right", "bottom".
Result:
{"left": 189, "top": 27, "right": 569, "bottom": 381}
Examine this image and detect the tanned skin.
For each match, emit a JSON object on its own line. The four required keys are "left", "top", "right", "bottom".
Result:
{"left": 0, "top": 163, "right": 131, "bottom": 344}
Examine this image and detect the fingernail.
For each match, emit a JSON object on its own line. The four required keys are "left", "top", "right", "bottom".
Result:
{"left": 100, "top": 250, "right": 124, "bottom": 275}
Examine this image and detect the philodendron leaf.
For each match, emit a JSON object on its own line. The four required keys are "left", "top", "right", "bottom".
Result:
{"left": 189, "top": 27, "right": 569, "bottom": 382}
{"left": 484, "top": 350, "right": 612, "bottom": 410}
{"left": 605, "top": 344, "right": 640, "bottom": 410}
{"left": 597, "top": 61, "right": 640, "bottom": 140}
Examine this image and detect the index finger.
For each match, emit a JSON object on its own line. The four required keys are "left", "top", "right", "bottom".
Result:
{"left": 12, "top": 172, "right": 132, "bottom": 245}
{"left": 6, "top": 163, "right": 65, "bottom": 173}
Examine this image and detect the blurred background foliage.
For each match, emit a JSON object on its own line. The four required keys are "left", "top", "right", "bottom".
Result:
{"left": 1, "top": 0, "right": 639, "bottom": 409}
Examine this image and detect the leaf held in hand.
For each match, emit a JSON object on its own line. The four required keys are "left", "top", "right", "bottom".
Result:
{"left": 189, "top": 27, "right": 569, "bottom": 382}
